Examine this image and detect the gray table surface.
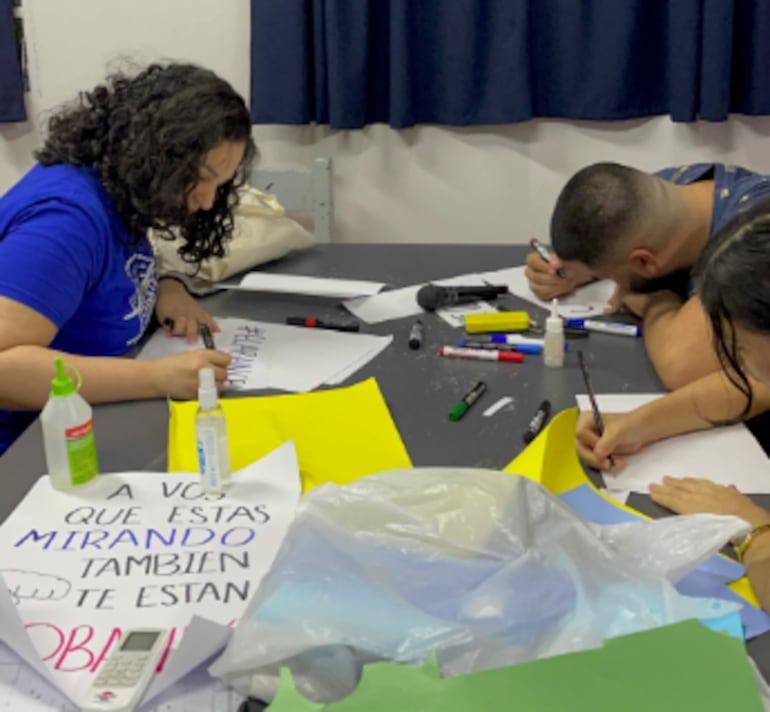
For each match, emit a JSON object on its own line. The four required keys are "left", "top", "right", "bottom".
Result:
{"left": 2, "top": 243, "right": 770, "bottom": 681}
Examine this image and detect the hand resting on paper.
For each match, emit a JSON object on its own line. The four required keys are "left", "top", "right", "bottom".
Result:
{"left": 575, "top": 409, "right": 653, "bottom": 472}
{"left": 524, "top": 252, "right": 593, "bottom": 301}
{"left": 650, "top": 476, "right": 770, "bottom": 613}
{"left": 649, "top": 477, "right": 770, "bottom": 521}
{"left": 156, "top": 276, "right": 221, "bottom": 343}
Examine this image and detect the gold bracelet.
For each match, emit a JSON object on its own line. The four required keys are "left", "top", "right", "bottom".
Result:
{"left": 734, "top": 523, "right": 770, "bottom": 563}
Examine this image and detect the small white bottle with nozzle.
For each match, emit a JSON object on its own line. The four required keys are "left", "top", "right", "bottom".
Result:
{"left": 41, "top": 357, "right": 99, "bottom": 491}
{"left": 195, "top": 368, "right": 231, "bottom": 494}
{"left": 543, "top": 298, "right": 565, "bottom": 368}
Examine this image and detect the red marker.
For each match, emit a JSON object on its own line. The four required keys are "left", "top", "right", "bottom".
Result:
{"left": 439, "top": 346, "right": 524, "bottom": 363}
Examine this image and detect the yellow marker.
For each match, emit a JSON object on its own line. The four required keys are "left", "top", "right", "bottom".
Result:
{"left": 464, "top": 311, "right": 530, "bottom": 334}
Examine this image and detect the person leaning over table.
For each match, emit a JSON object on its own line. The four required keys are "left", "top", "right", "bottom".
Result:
{"left": 0, "top": 62, "right": 258, "bottom": 456}
{"left": 525, "top": 162, "right": 770, "bottom": 390}
{"left": 575, "top": 201, "right": 770, "bottom": 612}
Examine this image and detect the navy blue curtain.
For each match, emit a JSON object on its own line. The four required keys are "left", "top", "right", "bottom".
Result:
{"left": 0, "top": 0, "right": 25, "bottom": 123}
{"left": 250, "top": 0, "right": 770, "bottom": 129}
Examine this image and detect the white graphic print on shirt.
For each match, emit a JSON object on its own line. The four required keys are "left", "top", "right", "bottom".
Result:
{"left": 122, "top": 252, "right": 158, "bottom": 345}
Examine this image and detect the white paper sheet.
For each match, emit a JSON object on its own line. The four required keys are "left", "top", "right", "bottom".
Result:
{"left": 0, "top": 443, "right": 301, "bottom": 706}
{"left": 343, "top": 273, "right": 489, "bottom": 324}
{"left": 220, "top": 272, "right": 385, "bottom": 299}
{"left": 576, "top": 393, "right": 770, "bottom": 494}
{"left": 138, "top": 317, "right": 392, "bottom": 392}
{"left": 480, "top": 266, "right": 616, "bottom": 317}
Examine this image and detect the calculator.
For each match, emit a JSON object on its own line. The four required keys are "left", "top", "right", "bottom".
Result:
{"left": 81, "top": 629, "right": 167, "bottom": 712}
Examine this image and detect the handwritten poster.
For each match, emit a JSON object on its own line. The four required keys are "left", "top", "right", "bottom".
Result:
{"left": 137, "top": 317, "right": 393, "bottom": 393}
{"left": 0, "top": 442, "right": 301, "bottom": 705}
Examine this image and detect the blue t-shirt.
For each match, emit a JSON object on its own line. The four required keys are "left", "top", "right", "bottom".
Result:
{"left": 653, "top": 163, "right": 770, "bottom": 297}
{"left": 656, "top": 163, "right": 770, "bottom": 234}
{"left": 0, "top": 163, "right": 157, "bottom": 454}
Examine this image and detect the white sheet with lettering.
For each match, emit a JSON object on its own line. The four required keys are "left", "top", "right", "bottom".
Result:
{"left": 138, "top": 317, "right": 392, "bottom": 392}
{"left": 0, "top": 442, "right": 300, "bottom": 707}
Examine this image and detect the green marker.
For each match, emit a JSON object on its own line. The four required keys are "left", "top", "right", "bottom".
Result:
{"left": 448, "top": 381, "right": 487, "bottom": 421}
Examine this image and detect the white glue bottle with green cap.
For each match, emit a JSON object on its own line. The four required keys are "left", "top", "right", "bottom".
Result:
{"left": 543, "top": 298, "right": 565, "bottom": 368}
{"left": 195, "top": 368, "right": 231, "bottom": 494}
{"left": 41, "top": 357, "right": 99, "bottom": 490}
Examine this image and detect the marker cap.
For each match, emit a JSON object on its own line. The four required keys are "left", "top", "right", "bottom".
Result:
{"left": 448, "top": 402, "right": 468, "bottom": 421}
{"left": 198, "top": 368, "right": 219, "bottom": 410}
{"left": 499, "top": 351, "right": 525, "bottom": 363}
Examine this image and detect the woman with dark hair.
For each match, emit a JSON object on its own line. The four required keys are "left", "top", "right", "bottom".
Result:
{"left": 0, "top": 62, "right": 256, "bottom": 455}
{"left": 575, "top": 200, "right": 770, "bottom": 610}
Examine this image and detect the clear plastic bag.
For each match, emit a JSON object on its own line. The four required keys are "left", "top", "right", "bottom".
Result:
{"left": 210, "top": 468, "right": 749, "bottom": 703}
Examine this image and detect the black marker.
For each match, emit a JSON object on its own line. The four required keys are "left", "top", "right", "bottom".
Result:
{"left": 199, "top": 323, "right": 216, "bottom": 349}
{"left": 458, "top": 339, "right": 520, "bottom": 352}
{"left": 286, "top": 316, "right": 360, "bottom": 332}
{"left": 523, "top": 399, "right": 551, "bottom": 444}
{"left": 528, "top": 324, "right": 589, "bottom": 339}
{"left": 408, "top": 319, "right": 424, "bottom": 350}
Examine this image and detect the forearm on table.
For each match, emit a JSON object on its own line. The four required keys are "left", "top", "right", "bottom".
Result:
{"left": 641, "top": 294, "right": 719, "bottom": 389}
{"left": 0, "top": 345, "right": 160, "bottom": 410}
{"left": 628, "top": 370, "right": 770, "bottom": 445}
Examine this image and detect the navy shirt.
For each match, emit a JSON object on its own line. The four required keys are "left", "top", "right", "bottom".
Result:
{"left": 656, "top": 163, "right": 770, "bottom": 234}
{"left": 653, "top": 163, "right": 770, "bottom": 297}
{"left": 0, "top": 164, "right": 157, "bottom": 454}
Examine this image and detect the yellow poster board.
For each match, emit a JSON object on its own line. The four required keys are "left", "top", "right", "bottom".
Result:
{"left": 168, "top": 378, "right": 412, "bottom": 492}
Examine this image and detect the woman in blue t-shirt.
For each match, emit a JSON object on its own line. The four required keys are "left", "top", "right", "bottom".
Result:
{"left": 0, "top": 63, "right": 257, "bottom": 454}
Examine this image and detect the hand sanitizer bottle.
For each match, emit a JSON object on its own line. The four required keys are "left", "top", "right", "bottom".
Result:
{"left": 195, "top": 368, "right": 231, "bottom": 494}
{"left": 544, "top": 298, "right": 565, "bottom": 368}
{"left": 41, "top": 358, "right": 99, "bottom": 490}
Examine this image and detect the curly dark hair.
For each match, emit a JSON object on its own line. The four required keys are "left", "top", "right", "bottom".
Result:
{"left": 35, "top": 63, "right": 257, "bottom": 263}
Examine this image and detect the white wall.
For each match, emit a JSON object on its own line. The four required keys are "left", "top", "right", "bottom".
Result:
{"left": 3, "top": 0, "right": 770, "bottom": 244}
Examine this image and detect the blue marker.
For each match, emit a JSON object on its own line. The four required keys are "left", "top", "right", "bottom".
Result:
{"left": 488, "top": 334, "right": 546, "bottom": 346}
{"left": 510, "top": 343, "right": 545, "bottom": 354}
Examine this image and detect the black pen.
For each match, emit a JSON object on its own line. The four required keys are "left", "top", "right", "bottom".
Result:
{"left": 523, "top": 399, "right": 551, "bottom": 444}
{"left": 286, "top": 316, "right": 360, "bottom": 333}
{"left": 529, "top": 237, "right": 566, "bottom": 279}
{"left": 199, "top": 323, "right": 216, "bottom": 349}
{"left": 408, "top": 319, "right": 424, "bottom": 350}
{"left": 577, "top": 350, "right": 616, "bottom": 470}
{"left": 528, "top": 324, "right": 589, "bottom": 339}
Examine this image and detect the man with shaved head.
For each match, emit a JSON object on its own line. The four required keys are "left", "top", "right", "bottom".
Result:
{"left": 525, "top": 163, "right": 770, "bottom": 390}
